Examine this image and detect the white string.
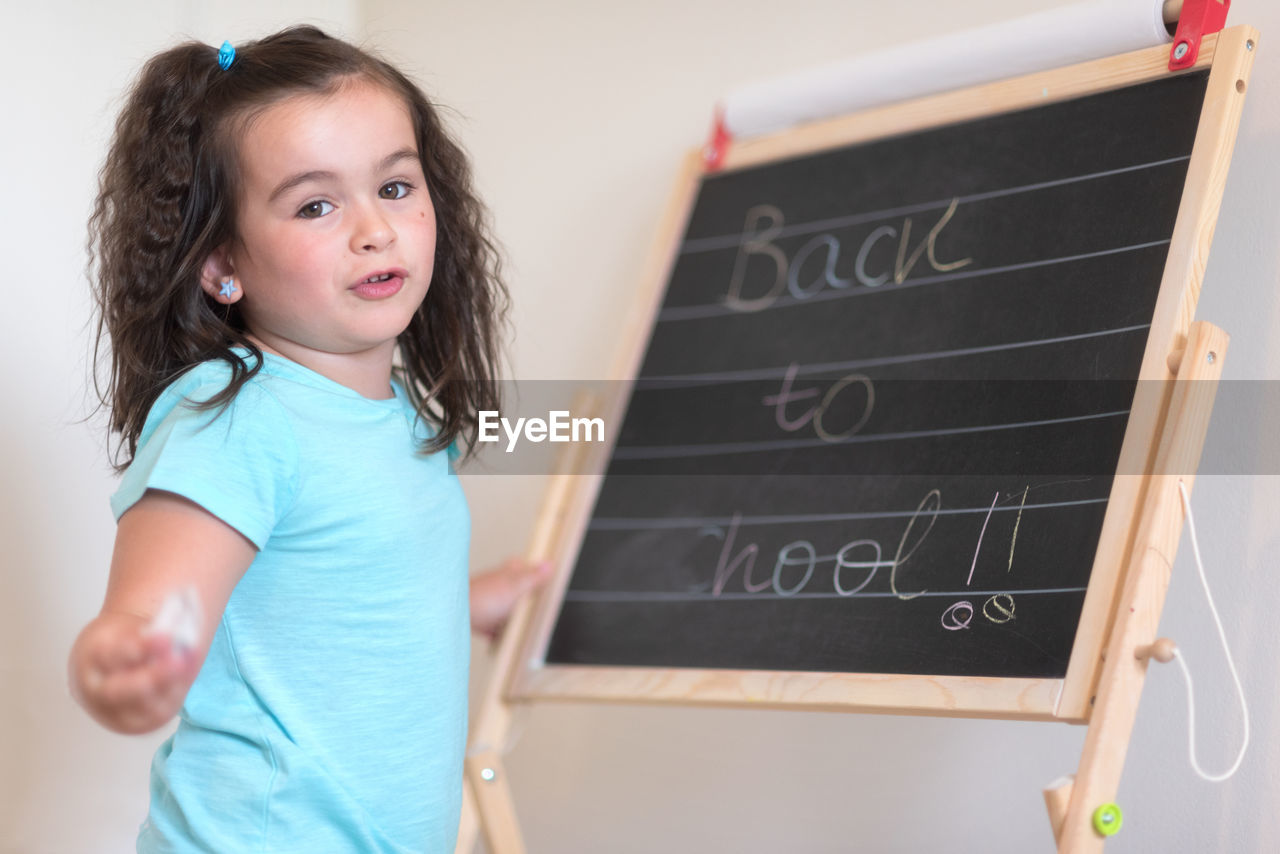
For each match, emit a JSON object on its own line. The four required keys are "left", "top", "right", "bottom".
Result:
{"left": 1172, "top": 479, "right": 1250, "bottom": 782}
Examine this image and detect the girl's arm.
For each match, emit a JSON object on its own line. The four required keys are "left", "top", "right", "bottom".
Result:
{"left": 68, "top": 490, "right": 256, "bottom": 735}
{"left": 469, "top": 558, "right": 552, "bottom": 642}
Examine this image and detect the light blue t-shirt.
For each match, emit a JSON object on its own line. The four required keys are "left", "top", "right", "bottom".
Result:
{"left": 112, "top": 353, "right": 471, "bottom": 853}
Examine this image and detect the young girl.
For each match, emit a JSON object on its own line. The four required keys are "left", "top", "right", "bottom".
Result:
{"left": 67, "top": 26, "right": 547, "bottom": 852}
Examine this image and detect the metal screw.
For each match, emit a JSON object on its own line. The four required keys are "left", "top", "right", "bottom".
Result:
{"left": 481, "top": 767, "right": 497, "bottom": 782}
{"left": 1207, "top": 351, "right": 1216, "bottom": 364}
{"left": 1247, "top": 40, "right": 1255, "bottom": 51}
{"left": 1174, "top": 42, "right": 1189, "bottom": 60}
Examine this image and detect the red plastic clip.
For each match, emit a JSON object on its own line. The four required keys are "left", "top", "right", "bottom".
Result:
{"left": 1169, "top": 0, "right": 1231, "bottom": 71}
{"left": 702, "top": 106, "right": 732, "bottom": 173}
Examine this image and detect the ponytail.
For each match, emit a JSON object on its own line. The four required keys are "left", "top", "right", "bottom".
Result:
{"left": 90, "top": 42, "right": 259, "bottom": 469}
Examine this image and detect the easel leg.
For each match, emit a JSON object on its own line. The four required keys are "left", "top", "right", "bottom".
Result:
{"left": 457, "top": 774, "right": 481, "bottom": 852}
{"left": 1052, "top": 321, "right": 1227, "bottom": 851}
{"left": 1044, "top": 775, "right": 1073, "bottom": 845}
{"left": 455, "top": 393, "right": 598, "bottom": 854}
{"left": 465, "top": 753, "right": 526, "bottom": 854}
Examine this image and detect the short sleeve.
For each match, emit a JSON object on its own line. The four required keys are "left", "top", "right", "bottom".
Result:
{"left": 110, "top": 381, "right": 299, "bottom": 549}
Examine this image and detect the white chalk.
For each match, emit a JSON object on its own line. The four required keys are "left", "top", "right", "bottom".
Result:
{"left": 144, "top": 586, "right": 203, "bottom": 654}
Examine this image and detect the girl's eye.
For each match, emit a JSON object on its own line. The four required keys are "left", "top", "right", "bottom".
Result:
{"left": 298, "top": 200, "right": 334, "bottom": 219}
{"left": 379, "top": 181, "right": 412, "bottom": 200}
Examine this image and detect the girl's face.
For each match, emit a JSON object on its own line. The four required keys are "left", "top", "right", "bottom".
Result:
{"left": 220, "top": 78, "right": 436, "bottom": 373}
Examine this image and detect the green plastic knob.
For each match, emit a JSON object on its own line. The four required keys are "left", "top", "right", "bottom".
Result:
{"left": 1092, "top": 803, "right": 1123, "bottom": 837}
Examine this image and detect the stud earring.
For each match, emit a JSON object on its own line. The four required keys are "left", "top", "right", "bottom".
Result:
{"left": 219, "top": 277, "right": 238, "bottom": 299}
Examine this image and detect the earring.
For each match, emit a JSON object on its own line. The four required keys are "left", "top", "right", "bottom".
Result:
{"left": 219, "top": 277, "right": 238, "bottom": 299}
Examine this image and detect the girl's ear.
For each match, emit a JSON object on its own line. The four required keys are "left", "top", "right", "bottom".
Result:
{"left": 200, "top": 246, "right": 242, "bottom": 304}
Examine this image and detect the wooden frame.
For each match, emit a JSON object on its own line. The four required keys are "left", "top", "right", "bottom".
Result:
{"left": 458, "top": 24, "right": 1257, "bottom": 854}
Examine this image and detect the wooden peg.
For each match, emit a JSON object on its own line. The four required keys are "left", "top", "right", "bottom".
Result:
{"left": 1043, "top": 775, "right": 1074, "bottom": 845}
{"left": 1135, "top": 637, "right": 1177, "bottom": 663}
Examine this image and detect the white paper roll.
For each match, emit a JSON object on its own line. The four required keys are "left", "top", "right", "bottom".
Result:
{"left": 722, "top": 0, "right": 1174, "bottom": 139}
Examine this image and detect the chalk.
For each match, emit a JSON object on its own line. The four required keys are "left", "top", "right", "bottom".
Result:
{"left": 144, "top": 585, "right": 203, "bottom": 655}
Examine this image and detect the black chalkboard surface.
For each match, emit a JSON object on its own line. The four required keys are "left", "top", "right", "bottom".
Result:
{"left": 545, "top": 71, "right": 1210, "bottom": 681}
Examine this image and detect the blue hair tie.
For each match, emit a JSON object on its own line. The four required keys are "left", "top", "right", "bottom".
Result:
{"left": 217, "top": 40, "right": 235, "bottom": 70}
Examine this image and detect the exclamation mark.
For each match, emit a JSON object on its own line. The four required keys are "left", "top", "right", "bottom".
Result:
{"left": 967, "top": 491, "right": 1000, "bottom": 586}
{"left": 1007, "top": 486, "right": 1028, "bottom": 573}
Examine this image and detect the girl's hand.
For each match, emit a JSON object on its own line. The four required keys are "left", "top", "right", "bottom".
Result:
{"left": 68, "top": 489, "right": 255, "bottom": 735}
{"left": 470, "top": 558, "right": 554, "bottom": 642}
{"left": 68, "top": 610, "right": 202, "bottom": 735}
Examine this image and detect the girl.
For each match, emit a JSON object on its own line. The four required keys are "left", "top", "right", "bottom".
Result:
{"left": 67, "top": 26, "right": 546, "bottom": 853}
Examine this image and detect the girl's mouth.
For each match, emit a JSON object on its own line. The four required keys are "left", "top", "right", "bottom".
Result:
{"left": 351, "top": 270, "right": 406, "bottom": 299}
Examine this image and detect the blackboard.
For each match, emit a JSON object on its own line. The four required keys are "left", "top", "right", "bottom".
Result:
{"left": 542, "top": 69, "right": 1210, "bottom": 683}
{"left": 465, "top": 32, "right": 1257, "bottom": 854}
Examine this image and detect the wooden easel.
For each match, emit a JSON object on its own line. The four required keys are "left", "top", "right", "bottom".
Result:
{"left": 457, "top": 326, "right": 1231, "bottom": 854}
{"left": 1045, "top": 319, "right": 1228, "bottom": 850}
{"left": 457, "top": 431, "right": 592, "bottom": 854}
{"left": 455, "top": 23, "right": 1257, "bottom": 854}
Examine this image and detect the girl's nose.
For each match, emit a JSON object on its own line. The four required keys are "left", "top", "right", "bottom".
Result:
{"left": 350, "top": 204, "right": 396, "bottom": 252}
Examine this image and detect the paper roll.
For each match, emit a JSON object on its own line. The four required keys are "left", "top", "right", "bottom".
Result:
{"left": 722, "top": 0, "right": 1175, "bottom": 139}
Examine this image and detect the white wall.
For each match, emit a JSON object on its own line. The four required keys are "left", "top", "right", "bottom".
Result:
{"left": 4, "top": 1, "right": 1276, "bottom": 852}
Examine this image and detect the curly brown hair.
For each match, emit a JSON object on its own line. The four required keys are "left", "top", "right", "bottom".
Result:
{"left": 88, "top": 25, "right": 508, "bottom": 470}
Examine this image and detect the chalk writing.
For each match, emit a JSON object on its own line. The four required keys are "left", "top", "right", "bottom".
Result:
{"left": 983, "top": 594, "right": 1017, "bottom": 624}
{"left": 942, "top": 488, "right": 1026, "bottom": 630}
{"left": 704, "top": 485, "right": 1034, "bottom": 635}
{"left": 761, "top": 362, "right": 875, "bottom": 441}
{"left": 891, "top": 489, "right": 941, "bottom": 600}
{"left": 708, "top": 512, "right": 770, "bottom": 596}
{"left": 834, "top": 540, "right": 882, "bottom": 596}
{"left": 967, "top": 492, "right": 999, "bottom": 586}
{"left": 725, "top": 199, "right": 974, "bottom": 312}
{"left": 941, "top": 601, "right": 975, "bottom": 631}
{"left": 774, "top": 541, "right": 817, "bottom": 596}
{"left": 1007, "top": 486, "right": 1029, "bottom": 572}
{"left": 706, "top": 489, "right": 939, "bottom": 601}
